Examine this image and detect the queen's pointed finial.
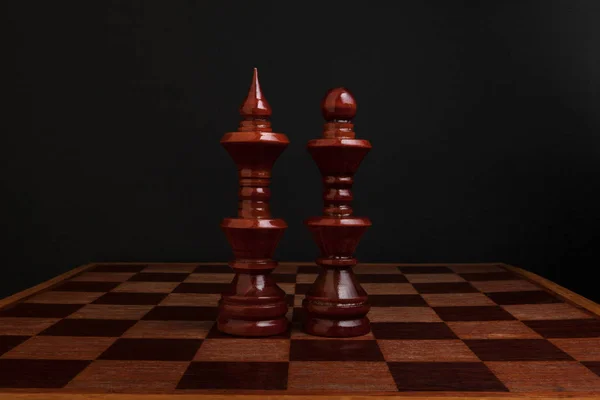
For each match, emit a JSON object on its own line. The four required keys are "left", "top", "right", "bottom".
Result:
{"left": 240, "top": 68, "right": 272, "bottom": 119}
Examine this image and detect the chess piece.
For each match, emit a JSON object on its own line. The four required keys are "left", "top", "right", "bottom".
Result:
{"left": 218, "top": 68, "right": 289, "bottom": 336}
{"left": 303, "top": 88, "right": 372, "bottom": 337}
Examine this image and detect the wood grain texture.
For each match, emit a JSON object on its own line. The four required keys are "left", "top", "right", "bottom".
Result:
{"left": 1, "top": 336, "right": 116, "bottom": 360}
{"left": 66, "top": 305, "right": 153, "bottom": 320}
{"left": 503, "top": 303, "right": 595, "bottom": 321}
{"left": 66, "top": 360, "right": 189, "bottom": 392}
{"left": 405, "top": 274, "right": 466, "bottom": 283}
{"left": 1, "top": 262, "right": 599, "bottom": 400}
{"left": 70, "top": 272, "right": 136, "bottom": 282}
{"left": 471, "top": 280, "right": 542, "bottom": 293}
{"left": 112, "top": 282, "right": 179, "bottom": 293}
{"left": 1, "top": 394, "right": 600, "bottom": 400}
{"left": 24, "top": 291, "right": 102, "bottom": 304}
{"left": 549, "top": 338, "right": 600, "bottom": 361}
{"left": 448, "top": 321, "right": 543, "bottom": 339}
{"left": 379, "top": 340, "right": 479, "bottom": 362}
{"left": 0, "top": 263, "right": 94, "bottom": 309}
{"left": 368, "top": 307, "right": 441, "bottom": 322}
{"left": 288, "top": 362, "right": 397, "bottom": 391}
{"left": 121, "top": 321, "right": 213, "bottom": 339}
{"left": 486, "top": 361, "right": 600, "bottom": 392}
{"left": 159, "top": 293, "right": 220, "bottom": 307}
{"left": 422, "top": 293, "right": 496, "bottom": 307}
{"left": 503, "top": 264, "right": 600, "bottom": 316}
{"left": 194, "top": 339, "right": 289, "bottom": 362}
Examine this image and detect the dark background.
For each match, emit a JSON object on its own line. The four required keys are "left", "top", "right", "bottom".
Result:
{"left": 3, "top": 1, "right": 599, "bottom": 301}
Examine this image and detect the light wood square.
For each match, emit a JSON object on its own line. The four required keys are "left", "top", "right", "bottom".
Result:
{"left": 487, "top": 361, "right": 600, "bottom": 392}
{"left": 25, "top": 291, "right": 102, "bottom": 304}
{"left": 1, "top": 336, "right": 116, "bottom": 360}
{"left": 288, "top": 362, "right": 397, "bottom": 391}
{"left": 471, "top": 280, "right": 541, "bottom": 293}
{"left": 503, "top": 303, "right": 594, "bottom": 320}
{"left": 379, "top": 339, "right": 479, "bottom": 361}
{"left": 159, "top": 293, "right": 220, "bottom": 307}
{"left": 184, "top": 273, "right": 234, "bottom": 283}
{"left": 296, "top": 274, "right": 318, "bottom": 284}
{"left": 67, "top": 304, "right": 154, "bottom": 320}
{"left": 70, "top": 272, "right": 136, "bottom": 282}
{"left": 123, "top": 320, "right": 213, "bottom": 339}
{"left": 67, "top": 360, "right": 189, "bottom": 391}
{"left": 448, "top": 321, "right": 542, "bottom": 339}
{"left": 405, "top": 274, "right": 465, "bottom": 283}
{"left": 112, "top": 282, "right": 179, "bottom": 293}
{"left": 361, "top": 283, "right": 417, "bottom": 295}
{"left": 369, "top": 307, "right": 441, "bottom": 322}
{"left": 549, "top": 338, "right": 600, "bottom": 361}
{"left": 0, "top": 318, "right": 59, "bottom": 335}
{"left": 194, "top": 339, "right": 289, "bottom": 362}
{"left": 422, "top": 293, "right": 496, "bottom": 307}
{"left": 142, "top": 264, "right": 197, "bottom": 273}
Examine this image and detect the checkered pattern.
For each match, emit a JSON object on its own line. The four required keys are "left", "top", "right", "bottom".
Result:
{"left": 0, "top": 262, "right": 599, "bottom": 393}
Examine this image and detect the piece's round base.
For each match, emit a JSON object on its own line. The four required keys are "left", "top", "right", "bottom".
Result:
{"left": 303, "top": 316, "right": 371, "bottom": 337}
{"left": 217, "top": 316, "right": 289, "bottom": 337}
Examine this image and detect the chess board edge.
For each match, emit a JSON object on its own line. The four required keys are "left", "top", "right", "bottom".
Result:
{"left": 1, "top": 262, "right": 599, "bottom": 400}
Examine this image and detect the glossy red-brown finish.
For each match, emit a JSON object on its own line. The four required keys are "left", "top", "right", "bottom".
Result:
{"left": 218, "top": 69, "right": 289, "bottom": 336}
{"left": 303, "top": 88, "right": 372, "bottom": 337}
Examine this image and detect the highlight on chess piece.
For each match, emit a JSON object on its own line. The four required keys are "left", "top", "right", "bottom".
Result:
{"left": 302, "top": 87, "right": 373, "bottom": 337}
{"left": 217, "top": 68, "right": 290, "bottom": 336}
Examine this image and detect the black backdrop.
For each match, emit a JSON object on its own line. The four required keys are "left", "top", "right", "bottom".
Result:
{"left": 4, "top": 1, "right": 599, "bottom": 302}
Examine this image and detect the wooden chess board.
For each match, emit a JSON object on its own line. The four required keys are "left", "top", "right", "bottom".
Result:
{"left": 0, "top": 262, "right": 599, "bottom": 399}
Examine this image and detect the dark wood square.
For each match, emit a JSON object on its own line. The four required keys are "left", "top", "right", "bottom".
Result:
{"left": 0, "top": 359, "right": 91, "bottom": 388}
{"left": 91, "top": 264, "right": 146, "bottom": 273}
{"left": 371, "top": 322, "right": 457, "bottom": 340}
{"left": 173, "top": 283, "right": 230, "bottom": 294}
{"left": 192, "top": 265, "right": 231, "bottom": 273}
{"left": 0, "top": 303, "right": 83, "bottom": 318}
{"left": 54, "top": 281, "right": 120, "bottom": 292}
{"left": 292, "top": 307, "right": 305, "bottom": 324}
{"left": 388, "top": 362, "right": 508, "bottom": 392}
{"left": 583, "top": 362, "right": 600, "bottom": 377}
{"left": 205, "top": 323, "right": 291, "bottom": 339}
{"left": 434, "top": 306, "right": 516, "bottom": 321}
{"left": 39, "top": 319, "right": 136, "bottom": 337}
{"left": 399, "top": 266, "right": 452, "bottom": 274}
{"left": 295, "top": 283, "right": 311, "bottom": 294}
{"left": 93, "top": 292, "right": 167, "bottom": 305}
{"left": 285, "top": 294, "right": 294, "bottom": 307}
{"left": 486, "top": 291, "right": 562, "bottom": 305}
{"left": 465, "top": 339, "right": 573, "bottom": 361}
{"left": 0, "top": 336, "right": 29, "bottom": 356}
{"left": 177, "top": 361, "right": 288, "bottom": 390}
{"left": 413, "top": 282, "right": 477, "bottom": 294}
{"left": 459, "top": 272, "right": 523, "bottom": 281}
{"left": 142, "top": 306, "right": 217, "bottom": 321}
{"left": 128, "top": 273, "right": 189, "bottom": 282}
{"left": 369, "top": 295, "right": 427, "bottom": 307}
{"left": 272, "top": 274, "right": 296, "bottom": 283}
{"left": 99, "top": 338, "right": 202, "bottom": 361}
{"left": 290, "top": 340, "right": 384, "bottom": 361}
{"left": 297, "top": 266, "right": 320, "bottom": 274}
{"left": 524, "top": 319, "right": 600, "bottom": 338}
{"left": 358, "top": 274, "right": 409, "bottom": 283}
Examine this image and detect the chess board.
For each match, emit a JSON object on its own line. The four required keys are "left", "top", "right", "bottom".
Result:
{"left": 0, "top": 262, "right": 599, "bottom": 399}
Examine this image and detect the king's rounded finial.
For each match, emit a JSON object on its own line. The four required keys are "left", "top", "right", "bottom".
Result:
{"left": 240, "top": 68, "right": 272, "bottom": 119}
{"left": 321, "top": 87, "right": 357, "bottom": 122}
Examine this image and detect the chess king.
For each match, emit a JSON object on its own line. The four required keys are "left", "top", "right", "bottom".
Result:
{"left": 217, "top": 69, "right": 289, "bottom": 336}
{"left": 302, "top": 88, "right": 373, "bottom": 337}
